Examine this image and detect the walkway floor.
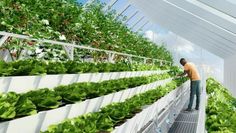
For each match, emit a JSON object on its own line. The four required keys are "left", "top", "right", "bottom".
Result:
{"left": 168, "top": 101, "right": 199, "bottom": 133}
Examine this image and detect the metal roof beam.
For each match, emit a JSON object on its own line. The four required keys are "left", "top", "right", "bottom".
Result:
{"left": 153, "top": 7, "right": 235, "bottom": 56}
{"left": 161, "top": 1, "right": 236, "bottom": 53}
{"left": 130, "top": 5, "right": 230, "bottom": 57}
{"left": 130, "top": 0, "right": 236, "bottom": 57}
{"left": 167, "top": 0, "right": 236, "bottom": 34}
{"left": 130, "top": 16, "right": 145, "bottom": 29}
{"left": 115, "top": 4, "right": 131, "bottom": 19}
{"left": 125, "top": 10, "right": 139, "bottom": 23}
{"left": 103, "top": 0, "right": 118, "bottom": 12}
{"left": 135, "top": 20, "right": 149, "bottom": 32}
{"left": 161, "top": 0, "right": 236, "bottom": 44}
{"left": 198, "top": 0, "right": 236, "bottom": 18}
{"left": 83, "top": 0, "right": 95, "bottom": 7}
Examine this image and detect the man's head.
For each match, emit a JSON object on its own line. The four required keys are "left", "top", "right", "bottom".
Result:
{"left": 180, "top": 58, "right": 187, "bottom": 66}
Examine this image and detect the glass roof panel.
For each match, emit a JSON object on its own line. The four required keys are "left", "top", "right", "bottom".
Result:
{"left": 115, "top": 5, "right": 135, "bottom": 22}
{"left": 111, "top": 0, "right": 128, "bottom": 10}
{"left": 133, "top": 18, "right": 148, "bottom": 31}
{"left": 226, "top": 0, "right": 236, "bottom": 5}
{"left": 121, "top": 5, "right": 137, "bottom": 18}
{"left": 100, "top": 0, "right": 111, "bottom": 4}
{"left": 77, "top": 0, "right": 89, "bottom": 5}
{"left": 126, "top": 12, "right": 143, "bottom": 27}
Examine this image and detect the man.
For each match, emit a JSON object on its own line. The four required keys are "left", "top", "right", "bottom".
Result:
{"left": 178, "top": 58, "right": 201, "bottom": 111}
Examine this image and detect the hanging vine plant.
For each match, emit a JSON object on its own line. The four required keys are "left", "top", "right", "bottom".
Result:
{"left": 0, "top": 0, "right": 173, "bottom": 62}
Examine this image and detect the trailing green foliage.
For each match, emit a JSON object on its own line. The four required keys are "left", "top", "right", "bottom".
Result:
{"left": 206, "top": 78, "right": 236, "bottom": 133}
{"left": 43, "top": 78, "right": 187, "bottom": 133}
{"left": 0, "top": 0, "right": 172, "bottom": 61}
{"left": 0, "top": 73, "right": 170, "bottom": 121}
{"left": 0, "top": 59, "right": 168, "bottom": 77}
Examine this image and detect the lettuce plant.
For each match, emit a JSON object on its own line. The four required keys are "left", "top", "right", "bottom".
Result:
{"left": 43, "top": 78, "right": 187, "bottom": 133}
{"left": 22, "top": 88, "right": 62, "bottom": 111}
{"left": 0, "top": 59, "right": 167, "bottom": 77}
{"left": 0, "top": 73, "right": 171, "bottom": 121}
{"left": 0, "top": 92, "right": 19, "bottom": 120}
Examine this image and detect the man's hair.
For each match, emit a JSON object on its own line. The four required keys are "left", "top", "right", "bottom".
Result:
{"left": 180, "top": 58, "right": 186, "bottom": 63}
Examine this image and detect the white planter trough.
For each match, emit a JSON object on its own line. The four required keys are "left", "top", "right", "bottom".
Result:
{"left": 119, "top": 89, "right": 132, "bottom": 102}
{"left": 112, "top": 91, "right": 124, "bottom": 103}
{"left": 84, "top": 97, "right": 104, "bottom": 113}
{"left": 0, "top": 70, "right": 167, "bottom": 93}
{"left": 100, "top": 93, "right": 115, "bottom": 108}
{"left": 3, "top": 112, "right": 46, "bottom": 133}
{"left": 127, "top": 87, "right": 138, "bottom": 98}
{"left": 0, "top": 78, "right": 172, "bottom": 133}
{"left": 67, "top": 100, "right": 90, "bottom": 119}
{"left": 112, "top": 81, "right": 190, "bottom": 133}
{"left": 40, "top": 105, "right": 72, "bottom": 131}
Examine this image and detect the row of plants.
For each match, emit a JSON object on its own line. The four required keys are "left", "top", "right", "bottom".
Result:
{"left": 43, "top": 77, "right": 188, "bottom": 133}
{"left": 0, "top": 59, "right": 170, "bottom": 77}
{"left": 0, "top": 0, "right": 173, "bottom": 61}
{"left": 206, "top": 78, "right": 236, "bottom": 133}
{"left": 0, "top": 73, "right": 171, "bottom": 121}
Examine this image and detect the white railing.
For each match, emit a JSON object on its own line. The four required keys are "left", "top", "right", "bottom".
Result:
{"left": 139, "top": 78, "right": 208, "bottom": 133}
{"left": 0, "top": 31, "right": 172, "bottom": 65}
{"left": 112, "top": 81, "right": 190, "bottom": 133}
{"left": 148, "top": 81, "right": 190, "bottom": 133}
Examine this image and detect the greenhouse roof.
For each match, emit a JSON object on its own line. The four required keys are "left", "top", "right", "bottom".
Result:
{"left": 128, "top": 0, "right": 236, "bottom": 58}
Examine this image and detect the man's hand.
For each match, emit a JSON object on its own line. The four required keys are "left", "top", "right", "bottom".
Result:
{"left": 175, "top": 75, "right": 181, "bottom": 78}
{"left": 177, "top": 70, "right": 188, "bottom": 77}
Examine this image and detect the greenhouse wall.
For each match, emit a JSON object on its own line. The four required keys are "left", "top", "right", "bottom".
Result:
{"left": 224, "top": 54, "right": 236, "bottom": 97}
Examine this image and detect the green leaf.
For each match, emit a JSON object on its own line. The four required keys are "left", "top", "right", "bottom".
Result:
{"left": 15, "top": 95, "right": 37, "bottom": 117}
{"left": 22, "top": 88, "right": 62, "bottom": 111}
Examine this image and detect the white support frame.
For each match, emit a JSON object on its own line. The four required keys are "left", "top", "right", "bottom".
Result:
{"left": 0, "top": 31, "right": 171, "bottom": 64}
{"left": 63, "top": 44, "right": 74, "bottom": 60}
{"left": 0, "top": 35, "right": 9, "bottom": 47}
{"left": 0, "top": 35, "right": 12, "bottom": 61}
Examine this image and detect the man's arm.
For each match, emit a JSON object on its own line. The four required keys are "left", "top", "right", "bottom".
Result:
{"left": 177, "top": 70, "right": 188, "bottom": 77}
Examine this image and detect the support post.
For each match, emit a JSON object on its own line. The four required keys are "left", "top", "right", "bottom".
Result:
{"left": 63, "top": 42, "right": 74, "bottom": 60}
{"left": 108, "top": 53, "right": 115, "bottom": 63}
{"left": 0, "top": 35, "right": 12, "bottom": 62}
{"left": 144, "top": 58, "right": 147, "bottom": 64}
